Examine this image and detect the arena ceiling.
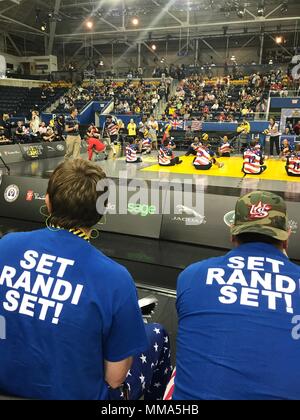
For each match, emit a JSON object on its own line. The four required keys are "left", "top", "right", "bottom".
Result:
{"left": 0, "top": 0, "right": 299, "bottom": 55}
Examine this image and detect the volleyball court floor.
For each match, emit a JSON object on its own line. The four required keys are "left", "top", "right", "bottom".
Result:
{"left": 3, "top": 152, "right": 300, "bottom": 196}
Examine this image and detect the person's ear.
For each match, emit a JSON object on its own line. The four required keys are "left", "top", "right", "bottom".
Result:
{"left": 231, "top": 235, "right": 238, "bottom": 247}
{"left": 45, "top": 194, "right": 52, "bottom": 215}
{"left": 283, "top": 229, "right": 292, "bottom": 251}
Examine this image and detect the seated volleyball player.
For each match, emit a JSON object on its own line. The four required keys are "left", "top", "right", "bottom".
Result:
{"left": 185, "top": 136, "right": 201, "bottom": 156}
{"left": 193, "top": 144, "right": 224, "bottom": 170}
{"left": 86, "top": 124, "right": 107, "bottom": 161}
{"left": 280, "top": 138, "right": 294, "bottom": 161}
{"left": 201, "top": 132, "right": 223, "bottom": 162}
{"left": 126, "top": 138, "right": 142, "bottom": 163}
{"left": 165, "top": 137, "right": 177, "bottom": 151}
{"left": 286, "top": 145, "right": 300, "bottom": 177}
{"left": 141, "top": 132, "right": 152, "bottom": 155}
{"left": 242, "top": 141, "right": 266, "bottom": 175}
{"left": 159, "top": 143, "right": 182, "bottom": 167}
{"left": 218, "top": 136, "right": 232, "bottom": 157}
{"left": 0, "top": 160, "right": 171, "bottom": 400}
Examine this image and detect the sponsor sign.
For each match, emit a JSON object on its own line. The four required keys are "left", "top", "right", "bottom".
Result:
{"left": 0, "top": 145, "right": 23, "bottom": 164}
{"left": 4, "top": 185, "right": 19, "bottom": 203}
{"left": 161, "top": 193, "right": 234, "bottom": 250}
{"left": 44, "top": 141, "right": 66, "bottom": 158}
{"left": 0, "top": 176, "right": 48, "bottom": 222}
{"left": 19, "top": 143, "right": 46, "bottom": 161}
{"left": 98, "top": 184, "right": 163, "bottom": 239}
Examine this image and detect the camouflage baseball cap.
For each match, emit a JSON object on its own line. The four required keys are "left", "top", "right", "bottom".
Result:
{"left": 231, "top": 191, "right": 288, "bottom": 241}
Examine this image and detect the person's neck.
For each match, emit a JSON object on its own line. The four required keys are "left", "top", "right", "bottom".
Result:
{"left": 77, "top": 227, "right": 91, "bottom": 238}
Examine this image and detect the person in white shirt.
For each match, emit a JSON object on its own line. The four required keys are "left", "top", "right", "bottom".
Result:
{"left": 211, "top": 101, "right": 219, "bottom": 111}
{"left": 268, "top": 118, "right": 281, "bottom": 156}
{"left": 30, "top": 111, "right": 40, "bottom": 134}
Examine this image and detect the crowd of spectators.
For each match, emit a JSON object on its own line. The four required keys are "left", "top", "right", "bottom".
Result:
{"left": 0, "top": 111, "right": 65, "bottom": 144}
{"left": 164, "top": 71, "right": 290, "bottom": 123}
{"left": 113, "top": 79, "right": 170, "bottom": 115}
{"left": 53, "top": 79, "right": 170, "bottom": 116}
{"left": 53, "top": 85, "right": 103, "bottom": 114}
{"left": 0, "top": 70, "right": 295, "bottom": 146}
{"left": 285, "top": 120, "right": 300, "bottom": 136}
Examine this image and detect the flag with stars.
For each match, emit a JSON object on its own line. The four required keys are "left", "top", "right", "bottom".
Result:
{"left": 109, "top": 323, "right": 172, "bottom": 401}
{"left": 164, "top": 368, "right": 176, "bottom": 401}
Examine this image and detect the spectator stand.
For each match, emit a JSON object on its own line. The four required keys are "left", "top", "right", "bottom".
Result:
{"left": 42, "top": 99, "right": 113, "bottom": 127}
{"left": 0, "top": 85, "right": 69, "bottom": 119}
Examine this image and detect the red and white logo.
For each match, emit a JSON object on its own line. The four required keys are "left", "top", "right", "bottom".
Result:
{"left": 26, "top": 190, "right": 34, "bottom": 202}
{"left": 249, "top": 201, "right": 272, "bottom": 219}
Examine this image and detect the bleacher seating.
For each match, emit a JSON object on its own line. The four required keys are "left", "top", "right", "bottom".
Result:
{"left": 0, "top": 86, "right": 68, "bottom": 118}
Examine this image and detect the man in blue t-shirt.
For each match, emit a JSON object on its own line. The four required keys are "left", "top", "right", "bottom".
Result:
{"left": 0, "top": 160, "right": 171, "bottom": 400}
{"left": 65, "top": 107, "right": 81, "bottom": 160}
{"left": 174, "top": 191, "right": 300, "bottom": 400}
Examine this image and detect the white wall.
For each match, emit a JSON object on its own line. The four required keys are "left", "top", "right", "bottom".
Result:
{"left": 0, "top": 51, "right": 58, "bottom": 74}
{"left": 0, "top": 52, "right": 20, "bottom": 71}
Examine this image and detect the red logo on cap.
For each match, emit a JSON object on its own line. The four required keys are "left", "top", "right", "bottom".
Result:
{"left": 249, "top": 201, "right": 272, "bottom": 219}
{"left": 26, "top": 190, "right": 34, "bottom": 202}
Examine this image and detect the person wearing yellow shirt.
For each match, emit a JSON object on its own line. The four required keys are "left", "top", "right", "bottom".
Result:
{"left": 127, "top": 118, "right": 137, "bottom": 140}
{"left": 148, "top": 115, "right": 159, "bottom": 150}
{"left": 241, "top": 107, "right": 249, "bottom": 117}
{"left": 168, "top": 106, "right": 176, "bottom": 116}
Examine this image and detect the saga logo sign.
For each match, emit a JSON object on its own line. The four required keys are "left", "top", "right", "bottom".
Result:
{"left": 4, "top": 184, "right": 19, "bottom": 203}
{"left": 128, "top": 203, "right": 157, "bottom": 217}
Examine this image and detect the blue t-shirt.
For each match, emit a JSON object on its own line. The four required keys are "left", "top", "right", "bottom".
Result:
{"left": 65, "top": 116, "right": 80, "bottom": 136}
{"left": 0, "top": 229, "right": 148, "bottom": 400}
{"left": 174, "top": 243, "right": 300, "bottom": 400}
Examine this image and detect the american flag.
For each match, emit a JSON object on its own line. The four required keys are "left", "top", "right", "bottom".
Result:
{"left": 171, "top": 120, "right": 184, "bottom": 130}
{"left": 164, "top": 368, "right": 176, "bottom": 400}
{"left": 109, "top": 324, "right": 172, "bottom": 401}
{"left": 191, "top": 120, "right": 202, "bottom": 132}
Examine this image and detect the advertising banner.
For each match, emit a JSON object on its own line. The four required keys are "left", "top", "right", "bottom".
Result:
{"left": 0, "top": 175, "right": 48, "bottom": 222}
{"left": 19, "top": 143, "right": 47, "bottom": 161}
{"left": 43, "top": 141, "right": 66, "bottom": 158}
{"left": 0, "top": 144, "right": 24, "bottom": 164}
